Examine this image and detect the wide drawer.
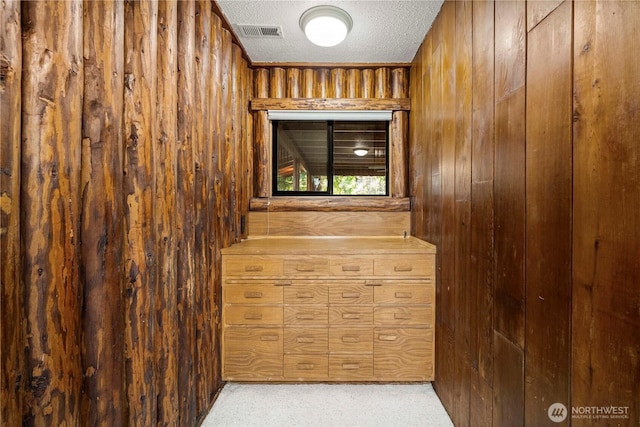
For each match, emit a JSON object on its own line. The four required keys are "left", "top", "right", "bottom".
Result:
{"left": 284, "top": 327, "right": 328, "bottom": 354}
{"left": 224, "top": 305, "right": 283, "bottom": 325}
{"left": 329, "top": 354, "right": 373, "bottom": 380}
{"left": 329, "top": 257, "right": 374, "bottom": 276}
{"left": 284, "top": 354, "right": 328, "bottom": 380}
{"left": 328, "top": 284, "right": 373, "bottom": 304}
{"left": 329, "top": 306, "right": 373, "bottom": 326}
{"left": 223, "top": 328, "right": 283, "bottom": 380}
{"left": 374, "top": 306, "right": 434, "bottom": 326}
{"left": 329, "top": 328, "right": 373, "bottom": 353}
{"left": 284, "top": 257, "right": 330, "bottom": 276}
{"left": 224, "top": 256, "right": 283, "bottom": 276}
{"left": 224, "top": 285, "right": 283, "bottom": 304}
{"left": 284, "top": 285, "right": 328, "bottom": 304}
{"left": 374, "top": 328, "right": 433, "bottom": 381}
{"left": 374, "top": 255, "right": 434, "bottom": 277}
{"left": 284, "top": 306, "right": 329, "bottom": 325}
{"left": 374, "top": 284, "right": 434, "bottom": 305}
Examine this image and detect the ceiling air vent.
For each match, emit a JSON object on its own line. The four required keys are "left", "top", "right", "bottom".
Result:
{"left": 235, "top": 24, "right": 283, "bottom": 38}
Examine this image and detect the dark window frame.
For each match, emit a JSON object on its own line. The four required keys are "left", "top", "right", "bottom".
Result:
{"left": 271, "top": 120, "right": 390, "bottom": 196}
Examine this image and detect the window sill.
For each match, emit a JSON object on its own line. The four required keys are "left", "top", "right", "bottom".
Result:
{"left": 249, "top": 197, "right": 410, "bottom": 212}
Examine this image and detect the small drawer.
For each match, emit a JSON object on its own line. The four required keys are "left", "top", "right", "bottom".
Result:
{"left": 224, "top": 285, "right": 283, "bottom": 304}
{"left": 284, "top": 354, "right": 328, "bottom": 380}
{"left": 224, "top": 305, "right": 283, "bottom": 325}
{"left": 284, "top": 285, "right": 328, "bottom": 304}
{"left": 284, "top": 327, "right": 328, "bottom": 354}
{"left": 284, "top": 306, "right": 328, "bottom": 325}
{"left": 224, "top": 256, "right": 283, "bottom": 276}
{"left": 374, "top": 328, "right": 433, "bottom": 381}
{"left": 329, "top": 257, "right": 374, "bottom": 276}
{"left": 329, "top": 328, "right": 373, "bottom": 353}
{"left": 329, "top": 306, "right": 373, "bottom": 326}
{"left": 374, "top": 255, "right": 434, "bottom": 277}
{"left": 374, "top": 306, "right": 433, "bottom": 326}
{"left": 374, "top": 284, "right": 433, "bottom": 304}
{"left": 328, "top": 285, "right": 373, "bottom": 304}
{"left": 329, "top": 355, "right": 373, "bottom": 380}
{"left": 284, "top": 257, "right": 330, "bottom": 276}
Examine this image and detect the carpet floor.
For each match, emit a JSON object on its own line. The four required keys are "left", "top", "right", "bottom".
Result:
{"left": 202, "top": 383, "right": 453, "bottom": 427}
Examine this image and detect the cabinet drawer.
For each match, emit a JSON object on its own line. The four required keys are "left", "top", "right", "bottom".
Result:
{"left": 223, "top": 328, "right": 283, "bottom": 380}
{"left": 284, "top": 328, "right": 328, "bottom": 354}
{"left": 329, "top": 257, "right": 374, "bottom": 276}
{"left": 224, "top": 305, "right": 283, "bottom": 325}
{"left": 224, "top": 256, "right": 283, "bottom": 276}
{"left": 284, "top": 306, "right": 328, "bottom": 325}
{"left": 374, "top": 328, "right": 433, "bottom": 381}
{"left": 284, "top": 354, "right": 328, "bottom": 380}
{"left": 374, "top": 255, "right": 434, "bottom": 277}
{"left": 284, "top": 257, "right": 330, "bottom": 276}
{"left": 224, "top": 285, "right": 283, "bottom": 304}
{"left": 374, "top": 306, "right": 433, "bottom": 326}
{"left": 328, "top": 284, "right": 373, "bottom": 304}
{"left": 329, "top": 355, "right": 373, "bottom": 380}
{"left": 329, "top": 306, "right": 373, "bottom": 326}
{"left": 374, "top": 284, "right": 433, "bottom": 305}
{"left": 284, "top": 285, "right": 328, "bottom": 304}
{"left": 329, "top": 328, "right": 373, "bottom": 353}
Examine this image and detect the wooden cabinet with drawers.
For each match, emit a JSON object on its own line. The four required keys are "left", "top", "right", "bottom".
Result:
{"left": 221, "top": 237, "right": 436, "bottom": 382}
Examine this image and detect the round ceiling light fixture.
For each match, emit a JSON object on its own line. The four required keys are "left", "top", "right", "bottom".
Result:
{"left": 300, "top": 5, "right": 353, "bottom": 47}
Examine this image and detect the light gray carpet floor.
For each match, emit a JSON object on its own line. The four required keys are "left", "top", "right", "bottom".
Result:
{"left": 202, "top": 383, "right": 453, "bottom": 427}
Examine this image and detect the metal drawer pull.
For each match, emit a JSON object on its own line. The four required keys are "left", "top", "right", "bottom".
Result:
{"left": 244, "top": 291, "right": 263, "bottom": 298}
{"left": 341, "top": 265, "right": 361, "bottom": 272}
{"left": 297, "top": 313, "right": 315, "bottom": 320}
{"left": 342, "top": 313, "right": 361, "bottom": 319}
{"left": 342, "top": 363, "right": 360, "bottom": 370}
{"left": 296, "top": 291, "right": 314, "bottom": 299}
{"left": 260, "top": 335, "right": 279, "bottom": 341}
{"left": 244, "top": 312, "right": 263, "bottom": 320}
{"left": 296, "top": 266, "right": 315, "bottom": 272}
{"left": 394, "top": 292, "right": 412, "bottom": 299}
{"left": 274, "top": 280, "right": 292, "bottom": 286}
{"left": 297, "top": 337, "right": 315, "bottom": 343}
{"left": 342, "top": 335, "right": 360, "bottom": 343}
{"left": 365, "top": 281, "right": 382, "bottom": 287}
{"left": 244, "top": 265, "right": 263, "bottom": 272}
{"left": 394, "top": 313, "right": 412, "bottom": 320}
{"left": 379, "top": 334, "right": 398, "bottom": 341}
{"left": 297, "top": 363, "right": 315, "bottom": 370}
{"left": 342, "top": 292, "right": 360, "bottom": 298}
{"left": 394, "top": 265, "right": 413, "bottom": 272}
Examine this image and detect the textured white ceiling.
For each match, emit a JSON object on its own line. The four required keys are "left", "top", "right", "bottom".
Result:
{"left": 217, "top": 0, "right": 444, "bottom": 64}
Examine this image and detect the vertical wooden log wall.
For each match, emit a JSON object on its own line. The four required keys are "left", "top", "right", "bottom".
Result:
{"left": 410, "top": 1, "right": 640, "bottom": 426}
{"left": 252, "top": 65, "right": 410, "bottom": 198}
{"left": 0, "top": 1, "right": 252, "bottom": 425}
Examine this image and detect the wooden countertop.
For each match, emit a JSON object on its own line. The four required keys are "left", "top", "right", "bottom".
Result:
{"left": 221, "top": 236, "right": 436, "bottom": 255}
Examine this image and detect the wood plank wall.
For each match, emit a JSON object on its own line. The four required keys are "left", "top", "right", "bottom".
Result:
{"left": 0, "top": 1, "right": 252, "bottom": 425}
{"left": 251, "top": 65, "right": 409, "bottom": 198}
{"left": 410, "top": 1, "right": 640, "bottom": 425}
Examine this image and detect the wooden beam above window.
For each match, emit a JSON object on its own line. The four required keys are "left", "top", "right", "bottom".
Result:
{"left": 251, "top": 97, "right": 410, "bottom": 111}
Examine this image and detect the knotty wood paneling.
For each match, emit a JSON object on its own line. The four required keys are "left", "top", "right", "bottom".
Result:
{"left": 122, "top": 1, "right": 158, "bottom": 423}
{"left": 525, "top": 2, "right": 573, "bottom": 424}
{"left": 573, "top": 1, "right": 640, "bottom": 424}
{"left": 155, "top": 1, "right": 179, "bottom": 423}
{"left": 2, "top": 1, "right": 252, "bottom": 424}
{"left": 411, "top": 1, "right": 639, "bottom": 426}
{"left": 0, "top": 0, "right": 24, "bottom": 424}
{"left": 80, "top": 1, "right": 125, "bottom": 424}
{"left": 21, "top": 1, "right": 84, "bottom": 424}
{"left": 176, "top": 0, "right": 197, "bottom": 423}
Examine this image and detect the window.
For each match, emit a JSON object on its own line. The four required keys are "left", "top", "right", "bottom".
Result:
{"left": 273, "top": 120, "right": 389, "bottom": 196}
